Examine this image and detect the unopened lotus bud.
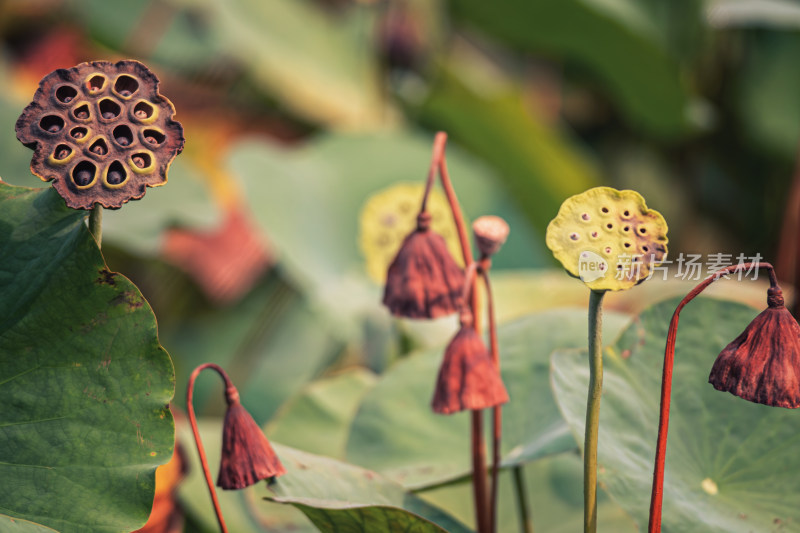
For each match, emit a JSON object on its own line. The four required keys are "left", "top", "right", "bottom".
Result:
{"left": 473, "top": 215, "right": 509, "bottom": 257}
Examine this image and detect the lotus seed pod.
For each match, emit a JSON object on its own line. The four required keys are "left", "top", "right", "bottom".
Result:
{"left": 15, "top": 60, "right": 184, "bottom": 210}
{"left": 546, "top": 187, "right": 668, "bottom": 291}
{"left": 472, "top": 215, "right": 509, "bottom": 257}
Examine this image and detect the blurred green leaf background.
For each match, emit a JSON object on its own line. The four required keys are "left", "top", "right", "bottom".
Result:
{"left": 2, "top": 0, "right": 800, "bottom": 531}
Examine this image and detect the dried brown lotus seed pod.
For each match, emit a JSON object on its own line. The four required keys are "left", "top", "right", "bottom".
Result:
{"left": 15, "top": 60, "right": 184, "bottom": 210}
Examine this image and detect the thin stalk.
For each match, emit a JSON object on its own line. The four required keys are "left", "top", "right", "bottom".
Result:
{"left": 89, "top": 205, "right": 102, "bottom": 247}
{"left": 584, "top": 289, "right": 605, "bottom": 533}
{"left": 187, "top": 363, "right": 234, "bottom": 533}
{"left": 512, "top": 465, "right": 534, "bottom": 533}
{"left": 419, "top": 132, "right": 448, "bottom": 214}
{"left": 483, "top": 266, "right": 503, "bottom": 533}
{"left": 436, "top": 133, "right": 487, "bottom": 532}
{"left": 648, "top": 263, "right": 777, "bottom": 533}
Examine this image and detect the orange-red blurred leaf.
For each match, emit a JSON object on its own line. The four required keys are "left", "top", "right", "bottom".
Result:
{"left": 162, "top": 206, "right": 272, "bottom": 304}
{"left": 133, "top": 442, "right": 187, "bottom": 533}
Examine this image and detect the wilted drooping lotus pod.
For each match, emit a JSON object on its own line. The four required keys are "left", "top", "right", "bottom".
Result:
{"left": 218, "top": 385, "right": 285, "bottom": 490}
{"left": 709, "top": 286, "right": 800, "bottom": 409}
{"left": 383, "top": 212, "right": 465, "bottom": 319}
{"left": 431, "top": 313, "right": 509, "bottom": 415}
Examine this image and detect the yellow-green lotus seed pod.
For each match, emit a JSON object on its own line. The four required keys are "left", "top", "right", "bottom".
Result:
{"left": 546, "top": 187, "right": 668, "bottom": 292}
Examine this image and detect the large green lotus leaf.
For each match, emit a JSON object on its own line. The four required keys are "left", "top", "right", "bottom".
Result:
{"left": 450, "top": 0, "right": 691, "bottom": 138}
{"left": 345, "top": 308, "right": 631, "bottom": 489}
{"left": 418, "top": 63, "right": 600, "bottom": 234}
{"left": 267, "top": 445, "right": 472, "bottom": 533}
{"left": 0, "top": 184, "right": 174, "bottom": 532}
{"left": 551, "top": 297, "right": 800, "bottom": 531}
{"left": 265, "top": 368, "right": 378, "bottom": 458}
{"left": 0, "top": 516, "right": 57, "bottom": 533}
{"left": 420, "top": 454, "right": 637, "bottom": 532}
{"left": 226, "top": 132, "right": 544, "bottom": 327}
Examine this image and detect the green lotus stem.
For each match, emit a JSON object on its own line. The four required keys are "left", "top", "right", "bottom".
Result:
{"left": 584, "top": 289, "right": 605, "bottom": 533}
{"left": 89, "top": 205, "right": 102, "bottom": 247}
{"left": 513, "top": 465, "right": 534, "bottom": 533}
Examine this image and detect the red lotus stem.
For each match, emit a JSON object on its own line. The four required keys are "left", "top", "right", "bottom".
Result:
{"left": 187, "top": 363, "right": 233, "bottom": 533}
{"left": 482, "top": 264, "right": 503, "bottom": 533}
{"left": 648, "top": 262, "right": 778, "bottom": 532}
{"left": 433, "top": 133, "right": 488, "bottom": 533}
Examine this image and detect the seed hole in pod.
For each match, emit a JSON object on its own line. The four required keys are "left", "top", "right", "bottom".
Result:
{"left": 134, "top": 102, "right": 155, "bottom": 120}
{"left": 639, "top": 227, "right": 647, "bottom": 234}
{"left": 131, "top": 152, "right": 152, "bottom": 169}
{"left": 605, "top": 247, "right": 612, "bottom": 254}
{"left": 106, "top": 161, "right": 127, "bottom": 186}
{"left": 581, "top": 213, "right": 590, "bottom": 221}
{"left": 113, "top": 125, "right": 133, "bottom": 146}
{"left": 114, "top": 75, "right": 139, "bottom": 97}
{"left": 54, "top": 144, "right": 72, "bottom": 160}
{"left": 599, "top": 264, "right": 606, "bottom": 271}
{"left": 606, "top": 223, "right": 613, "bottom": 229}
{"left": 72, "top": 160, "right": 96, "bottom": 187}
{"left": 643, "top": 246, "right": 649, "bottom": 253}
{"left": 591, "top": 232, "right": 598, "bottom": 238}
{"left": 624, "top": 242, "right": 631, "bottom": 248}
{"left": 89, "top": 138, "right": 108, "bottom": 156}
{"left": 616, "top": 264, "right": 623, "bottom": 270}
{"left": 143, "top": 129, "right": 166, "bottom": 145}
{"left": 623, "top": 210, "right": 630, "bottom": 217}
{"left": 39, "top": 115, "right": 64, "bottom": 133}
{"left": 99, "top": 99, "right": 121, "bottom": 120}
{"left": 73, "top": 104, "right": 90, "bottom": 120}
{"left": 569, "top": 233, "right": 579, "bottom": 241}
{"left": 87, "top": 75, "right": 105, "bottom": 92}
{"left": 55, "top": 85, "right": 78, "bottom": 103}
{"left": 601, "top": 207, "right": 609, "bottom": 213}
{"left": 70, "top": 126, "right": 87, "bottom": 139}
{"left": 623, "top": 225, "right": 630, "bottom": 232}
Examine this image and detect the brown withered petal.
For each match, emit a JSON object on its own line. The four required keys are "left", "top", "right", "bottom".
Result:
{"left": 218, "top": 387, "right": 286, "bottom": 490}
{"left": 432, "top": 325, "right": 509, "bottom": 414}
{"left": 383, "top": 213, "right": 465, "bottom": 319}
{"left": 709, "top": 288, "right": 800, "bottom": 408}
{"left": 15, "top": 60, "right": 184, "bottom": 209}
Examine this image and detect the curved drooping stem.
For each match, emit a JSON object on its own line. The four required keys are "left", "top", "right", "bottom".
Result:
{"left": 187, "top": 363, "right": 234, "bottom": 533}
{"left": 647, "top": 262, "right": 778, "bottom": 533}
{"left": 584, "top": 289, "right": 606, "bottom": 533}
{"left": 419, "top": 132, "right": 447, "bottom": 214}
{"left": 428, "top": 132, "right": 488, "bottom": 532}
